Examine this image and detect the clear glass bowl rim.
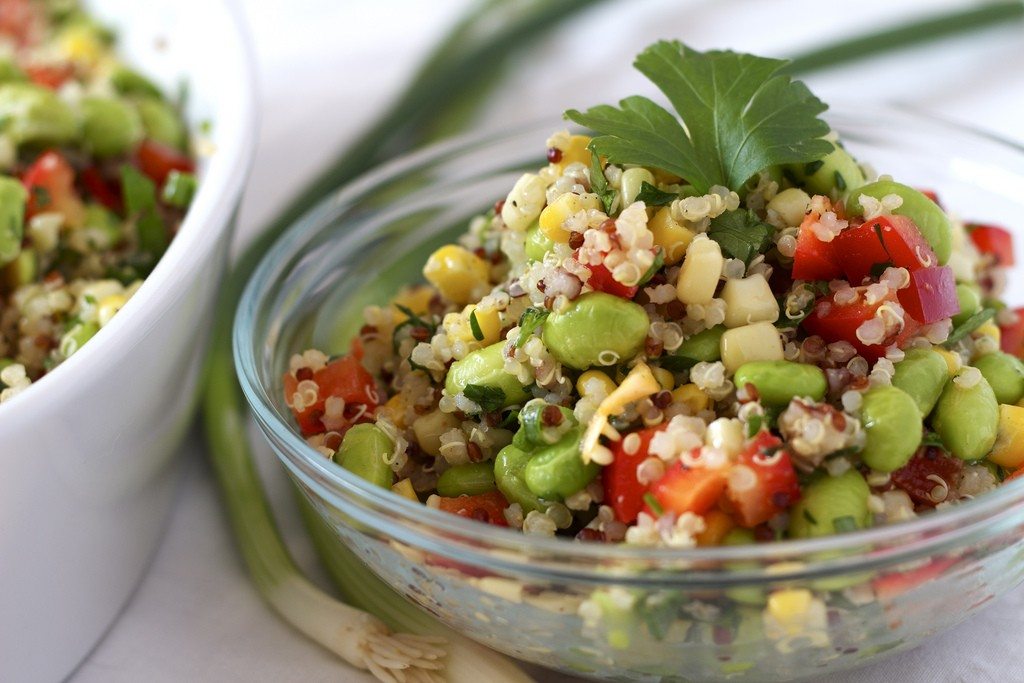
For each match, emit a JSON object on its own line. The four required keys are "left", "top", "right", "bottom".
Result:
{"left": 235, "top": 104, "right": 1024, "bottom": 578}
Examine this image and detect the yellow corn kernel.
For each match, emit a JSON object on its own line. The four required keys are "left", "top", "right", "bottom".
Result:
{"left": 379, "top": 394, "right": 409, "bottom": 429}
{"left": 651, "top": 367, "right": 674, "bottom": 391}
{"left": 649, "top": 207, "right": 695, "bottom": 265}
{"left": 462, "top": 304, "right": 502, "bottom": 345}
{"left": 553, "top": 134, "right": 592, "bottom": 173}
{"left": 974, "top": 321, "right": 1001, "bottom": 345}
{"left": 767, "top": 589, "right": 813, "bottom": 633}
{"left": 672, "top": 383, "right": 708, "bottom": 413}
{"left": 422, "top": 244, "right": 490, "bottom": 305}
{"left": 59, "top": 26, "right": 103, "bottom": 66}
{"left": 576, "top": 369, "right": 616, "bottom": 398}
{"left": 676, "top": 234, "right": 724, "bottom": 305}
{"left": 934, "top": 348, "right": 961, "bottom": 376}
{"left": 720, "top": 322, "right": 784, "bottom": 373}
{"left": 651, "top": 168, "right": 683, "bottom": 186}
{"left": 989, "top": 404, "right": 1024, "bottom": 469}
{"left": 392, "top": 285, "right": 434, "bottom": 322}
{"left": 391, "top": 478, "right": 419, "bottom": 501}
{"left": 696, "top": 510, "right": 735, "bottom": 547}
{"left": 721, "top": 274, "right": 779, "bottom": 328}
{"left": 96, "top": 294, "right": 128, "bottom": 327}
{"left": 538, "top": 192, "right": 600, "bottom": 243}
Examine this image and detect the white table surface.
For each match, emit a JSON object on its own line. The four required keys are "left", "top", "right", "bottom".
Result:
{"left": 73, "top": 1, "right": 1024, "bottom": 681}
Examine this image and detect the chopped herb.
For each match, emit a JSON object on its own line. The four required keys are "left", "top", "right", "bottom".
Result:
{"left": 659, "top": 354, "right": 697, "bottom": 373}
{"left": 463, "top": 384, "right": 505, "bottom": 413}
{"left": 834, "top": 170, "right": 847, "bottom": 191}
{"left": 634, "top": 181, "right": 678, "bottom": 206}
{"left": 120, "top": 164, "right": 167, "bottom": 256}
{"left": 469, "top": 309, "right": 484, "bottom": 341}
{"left": 499, "top": 408, "right": 521, "bottom": 430}
{"left": 803, "top": 508, "right": 818, "bottom": 526}
{"left": 745, "top": 414, "right": 763, "bottom": 438}
{"left": 832, "top": 515, "right": 858, "bottom": 533}
{"left": 392, "top": 304, "right": 437, "bottom": 352}
{"left": 707, "top": 209, "right": 773, "bottom": 264}
{"left": 637, "top": 249, "right": 665, "bottom": 287}
{"left": 588, "top": 151, "right": 616, "bottom": 213}
{"left": 943, "top": 307, "right": 996, "bottom": 348}
{"left": 921, "top": 431, "right": 947, "bottom": 449}
{"left": 643, "top": 492, "right": 664, "bottom": 516}
{"left": 804, "top": 159, "right": 824, "bottom": 175}
{"left": 565, "top": 42, "right": 832, "bottom": 194}
{"left": 516, "top": 307, "right": 549, "bottom": 347}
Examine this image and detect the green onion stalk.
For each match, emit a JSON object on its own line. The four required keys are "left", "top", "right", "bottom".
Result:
{"left": 201, "top": 2, "right": 1024, "bottom": 681}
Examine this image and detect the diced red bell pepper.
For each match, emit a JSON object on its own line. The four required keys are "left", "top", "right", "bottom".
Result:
{"left": 649, "top": 460, "right": 728, "bottom": 517}
{"left": 282, "top": 354, "right": 378, "bottom": 436}
{"left": 891, "top": 446, "right": 964, "bottom": 507}
{"left": 134, "top": 138, "right": 195, "bottom": 187}
{"left": 873, "top": 557, "right": 957, "bottom": 603}
{"left": 969, "top": 224, "right": 1015, "bottom": 267}
{"left": 832, "top": 215, "right": 937, "bottom": 284}
{"left": 726, "top": 432, "right": 801, "bottom": 528}
{"left": 604, "top": 425, "right": 667, "bottom": 524}
{"left": 1007, "top": 467, "right": 1024, "bottom": 483}
{"left": 436, "top": 491, "right": 509, "bottom": 526}
{"left": 999, "top": 307, "right": 1024, "bottom": 358}
{"left": 81, "top": 165, "right": 122, "bottom": 212}
{"left": 803, "top": 287, "right": 921, "bottom": 362}
{"left": 23, "top": 150, "right": 85, "bottom": 225}
{"left": 791, "top": 212, "right": 841, "bottom": 281}
{"left": 896, "top": 266, "right": 958, "bottom": 324}
{"left": 24, "top": 63, "right": 74, "bottom": 89}
{"left": 586, "top": 261, "right": 639, "bottom": 299}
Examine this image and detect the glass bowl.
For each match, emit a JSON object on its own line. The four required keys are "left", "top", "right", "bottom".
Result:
{"left": 236, "top": 108, "right": 1024, "bottom": 681}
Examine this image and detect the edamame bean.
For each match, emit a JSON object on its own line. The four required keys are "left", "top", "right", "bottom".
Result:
{"left": 0, "top": 175, "right": 27, "bottom": 267}
{"left": 788, "top": 470, "right": 871, "bottom": 539}
{"left": 891, "top": 347, "right": 949, "bottom": 416}
{"left": 494, "top": 443, "right": 547, "bottom": 512}
{"left": 523, "top": 428, "right": 598, "bottom": 499}
{"left": 334, "top": 423, "right": 395, "bottom": 489}
{"left": 518, "top": 398, "right": 576, "bottom": 447}
{"left": 784, "top": 136, "right": 865, "bottom": 197}
{"left": 524, "top": 220, "right": 554, "bottom": 262}
{"left": 58, "top": 322, "right": 99, "bottom": 358}
{"left": 135, "top": 97, "right": 186, "bottom": 149}
{"left": 933, "top": 369, "right": 999, "bottom": 461}
{"left": 668, "top": 324, "right": 725, "bottom": 368}
{"left": 1, "top": 250, "right": 36, "bottom": 289}
{"left": 80, "top": 96, "right": 143, "bottom": 157}
{"left": 110, "top": 65, "right": 163, "bottom": 98}
{"left": 952, "top": 283, "right": 981, "bottom": 327}
{"left": 860, "top": 385, "right": 923, "bottom": 472}
{"left": 733, "top": 360, "right": 826, "bottom": 405}
{"left": 445, "top": 342, "right": 530, "bottom": 408}
{"left": 974, "top": 351, "right": 1024, "bottom": 405}
{"left": 436, "top": 461, "right": 497, "bottom": 497}
{"left": 542, "top": 292, "right": 648, "bottom": 370}
{"left": 0, "top": 58, "right": 26, "bottom": 84}
{"left": 0, "top": 83, "right": 78, "bottom": 146}
{"left": 846, "top": 180, "right": 953, "bottom": 265}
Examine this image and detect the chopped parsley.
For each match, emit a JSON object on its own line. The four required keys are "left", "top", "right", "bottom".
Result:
{"left": 463, "top": 384, "right": 505, "bottom": 413}
{"left": 588, "top": 151, "right": 616, "bottom": 213}
{"left": 634, "top": 181, "right": 678, "bottom": 206}
{"left": 707, "top": 209, "right": 774, "bottom": 265}
{"left": 943, "top": 307, "right": 996, "bottom": 348}
{"left": 469, "top": 309, "right": 484, "bottom": 341}
{"left": 637, "top": 249, "right": 665, "bottom": 287}
{"left": 516, "top": 307, "right": 549, "bottom": 348}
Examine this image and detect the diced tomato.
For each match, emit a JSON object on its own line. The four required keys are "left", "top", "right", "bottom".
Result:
{"left": 832, "top": 215, "right": 937, "bottom": 284}
{"left": 24, "top": 63, "right": 74, "bottom": 90}
{"left": 896, "top": 266, "right": 958, "bottom": 324}
{"left": 81, "top": 165, "right": 122, "bottom": 212}
{"left": 791, "top": 212, "right": 841, "bottom": 281}
{"left": 999, "top": 307, "right": 1024, "bottom": 358}
{"left": 969, "top": 224, "right": 1015, "bottom": 267}
{"left": 0, "top": 0, "right": 41, "bottom": 46}
{"left": 586, "top": 261, "right": 639, "bottom": 299}
{"left": 649, "top": 461, "right": 728, "bottom": 517}
{"left": 436, "top": 491, "right": 509, "bottom": 526}
{"left": 604, "top": 425, "right": 667, "bottom": 523}
{"left": 282, "top": 354, "right": 378, "bottom": 436}
{"left": 803, "top": 287, "right": 922, "bottom": 362}
{"left": 726, "top": 432, "right": 801, "bottom": 527}
{"left": 874, "top": 557, "right": 957, "bottom": 603}
{"left": 23, "top": 150, "right": 85, "bottom": 225}
{"left": 134, "top": 139, "right": 195, "bottom": 186}
{"left": 891, "top": 446, "right": 964, "bottom": 507}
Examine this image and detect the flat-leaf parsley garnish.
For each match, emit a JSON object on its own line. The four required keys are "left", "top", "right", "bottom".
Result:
{"left": 565, "top": 41, "right": 833, "bottom": 193}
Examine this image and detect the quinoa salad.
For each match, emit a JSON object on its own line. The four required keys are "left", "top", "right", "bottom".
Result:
{"left": 0, "top": 0, "right": 195, "bottom": 403}
{"left": 283, "top": 41, "right": 1024, "bottom": 548}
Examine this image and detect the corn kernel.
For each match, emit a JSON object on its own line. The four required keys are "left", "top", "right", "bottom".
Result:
{"left": 577, "top": 370, "right": 616, "bottom": 398}
{"left": 649, "top": 207, "right": 695, "bottom": 265}
{"left": 96, "top": 294, "right": 128, "bottom": 327}
{"left": 392, "top": 285, "right": 434, "bottom": 323}
{"left": 501, "top": 173, "right": 548, "bottom": 231}
{"left": 379, "top": 394, "right": 409, "bottom": 429}
{"left": 463, "top": 304, "right": 501, "bottom": 345}
{"left": 720, "top": 322, "right": 784, "bottom": 373}
{"left": 412, "top": 410, "right": 461, "bottom": 458}
{"left": 652, "top": 367, "right": 674, "bottom": 391}
{"left": 59, "top": 26, "right": 103, "bottom": 66}
{"left": 620, "top": 167, "right": 655, "bottom": 206}
{"left": 676, "top": 234, "right": 723, "bottom": 305}
{"left": 696, "top": 510, "right": 735, "bottom": 547}
{"left": 672, "top": 383, "right": 708, "bottom": 413}
{"left": 553, "top": 134, "right": 592, "bottom": 173}
{"left": 767, "top": 589, "right": 813, "bottom": 633}
{"left": 391, "top": 478, "right": 419, "bottom": 501}
{"left": 538, "top": 192, "right": 600, "bottom": 243}
{"left": 934, "top": 348, "right": 961, "bottom": 376}
{"left": 423, "top": 244, "right": 490, "bottom": 305}
{"left": 721, "top": 274, "right": 779, "bottom": 328}
{"left": 989, "top": 404, "right": 1024, "bottom": 469}
{"left": 974, "top": 321, "right": 1001, "bottom": 345}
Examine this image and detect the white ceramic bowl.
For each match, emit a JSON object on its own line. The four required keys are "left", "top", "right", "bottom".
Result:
{"left": 0, "top": 1, "right": 256, "bottom": 679}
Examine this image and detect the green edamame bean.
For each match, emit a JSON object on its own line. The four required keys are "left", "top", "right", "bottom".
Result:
{"left": 974, "top": 351, "right": 1024, "bottom": 405}
{"left": 860, "top": 385, "right": 923, "bottom": 472}
{"left": 1, "top": 250, "right": 36, "bottom": 290}
{"left": 161, "top": 171, "right": 197, "bottom": 209}
{"left": 524, "top": 220, "right": 554, "bottom": 262}
{"left": 494, "top": 443, "right": 547, "bottom": 512}
{"left": 59, "top": 321, "right": 99, "bottom": 358}
{"left": 518, "top": 397, "right": 576, "bottom": 447}
{"left": 932, "top": 369, "right": 999, "bottom": 461}
{"left": 0, "top": 175, "right": 27, "bottom": 267}
{"left": 523, "top": 428, "right": 597, "bottom": 500}
{"left": 733, "top": 360, "right": 826, "bottom": 405}
{"left": 0, "top": 83, "right": 78, "bottom": 146}
{"left": 82, "top": 203, "right": 123, "bottom": 248}
{"left": 542, "top": 292, "right": 648, "bottom": 370}
{"left": 80, "top": 96, "right": 143, "bottom": 157}
{"left": 0, "top": 58, "right": 27, "bottom": 84}
{"left": 135, "top": 97, "right": 186, "bottom": 149}
{"left": 788, "top": 469, "right": 871, "bottom": 539}
{"left": 784, "top": 136, "right": 865, "bottom": 197}
{"left": 891, "top": 348, "right": 949, "bottom": 416}
{"left": 436, "top": 462, "right": 496, "bottom": 497}
{"left": 670, "top": 325, "right": 726, "bottom": 367}
{"left": 110, "top": 65, "right": 163, "bottom": 98}
{"left": 334, "top": 423, "right": 395, "bottom": 489}
{"left": 846, "top": 180, "right": 953, "bottom": 265}
{"left": 952, "top": 284, "right": 982, "bottom": 327}
{"left": 445, "top": 341, "right": 530, "bottom": 407}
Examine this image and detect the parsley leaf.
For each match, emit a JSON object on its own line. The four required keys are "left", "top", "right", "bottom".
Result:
{"left": 516, "top": 307, "right": 550, "bottom": 348}
{"left": 469, "top": 309, "right": 484, "bottom": 341}
{"left": 565, "top": 41, "right": 832, "bottom": 193}
{"left": 637, "top": 248, "right": 665, "bottom": 287}
{"left": 588, "top": 152, "right": 616, "bottom": 213}
{"left": 463, "top": 384, "right": 506, "bottom": 413}
{"left": 707, "top": 209, "right": 773, "bottom": 264}
{"left": 634, "top": 181, "right": 678, "bottom": 206}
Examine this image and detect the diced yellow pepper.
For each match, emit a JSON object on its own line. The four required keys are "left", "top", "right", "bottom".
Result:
{"left": 934, "top": 348, "right": 961, "bottom": 376}
{"left": 576, "top": 369, "right": 616, "bottom": 398}
{"left": 422, "top": 245, "right": 490, "bottom": 305}
{"left": 538, "top": 192, "right": 600, "bottom": 243}
{"left": 391, "top": 285, "right": 435, "bottom": 323}
{"left": 696, "top": 510, "right": 735, "bottom": 547}
{"left": 391, "top": 478, "right": 419, "bottom": 501}
{"left": 672, "top": 383, "right": 708, "bottom": 413}
{"left": 553, "top": 134, "right": 592, "bottom": 173}
{"left": 651, "top": 367, "right": 674, "bottom": 391}
{"left": 649, "top": 207, "right": 695, "bottom": 265}
{"left": 767, "top": 589, "right": 813, "bottom": 634}
{"left": 989, "top": 404, "right": 1024, "bottom": 469}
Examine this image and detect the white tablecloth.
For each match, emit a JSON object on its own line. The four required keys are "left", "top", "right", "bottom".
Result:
{"left": 73, "top": 1, "right": 1024, "bottom": 681}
